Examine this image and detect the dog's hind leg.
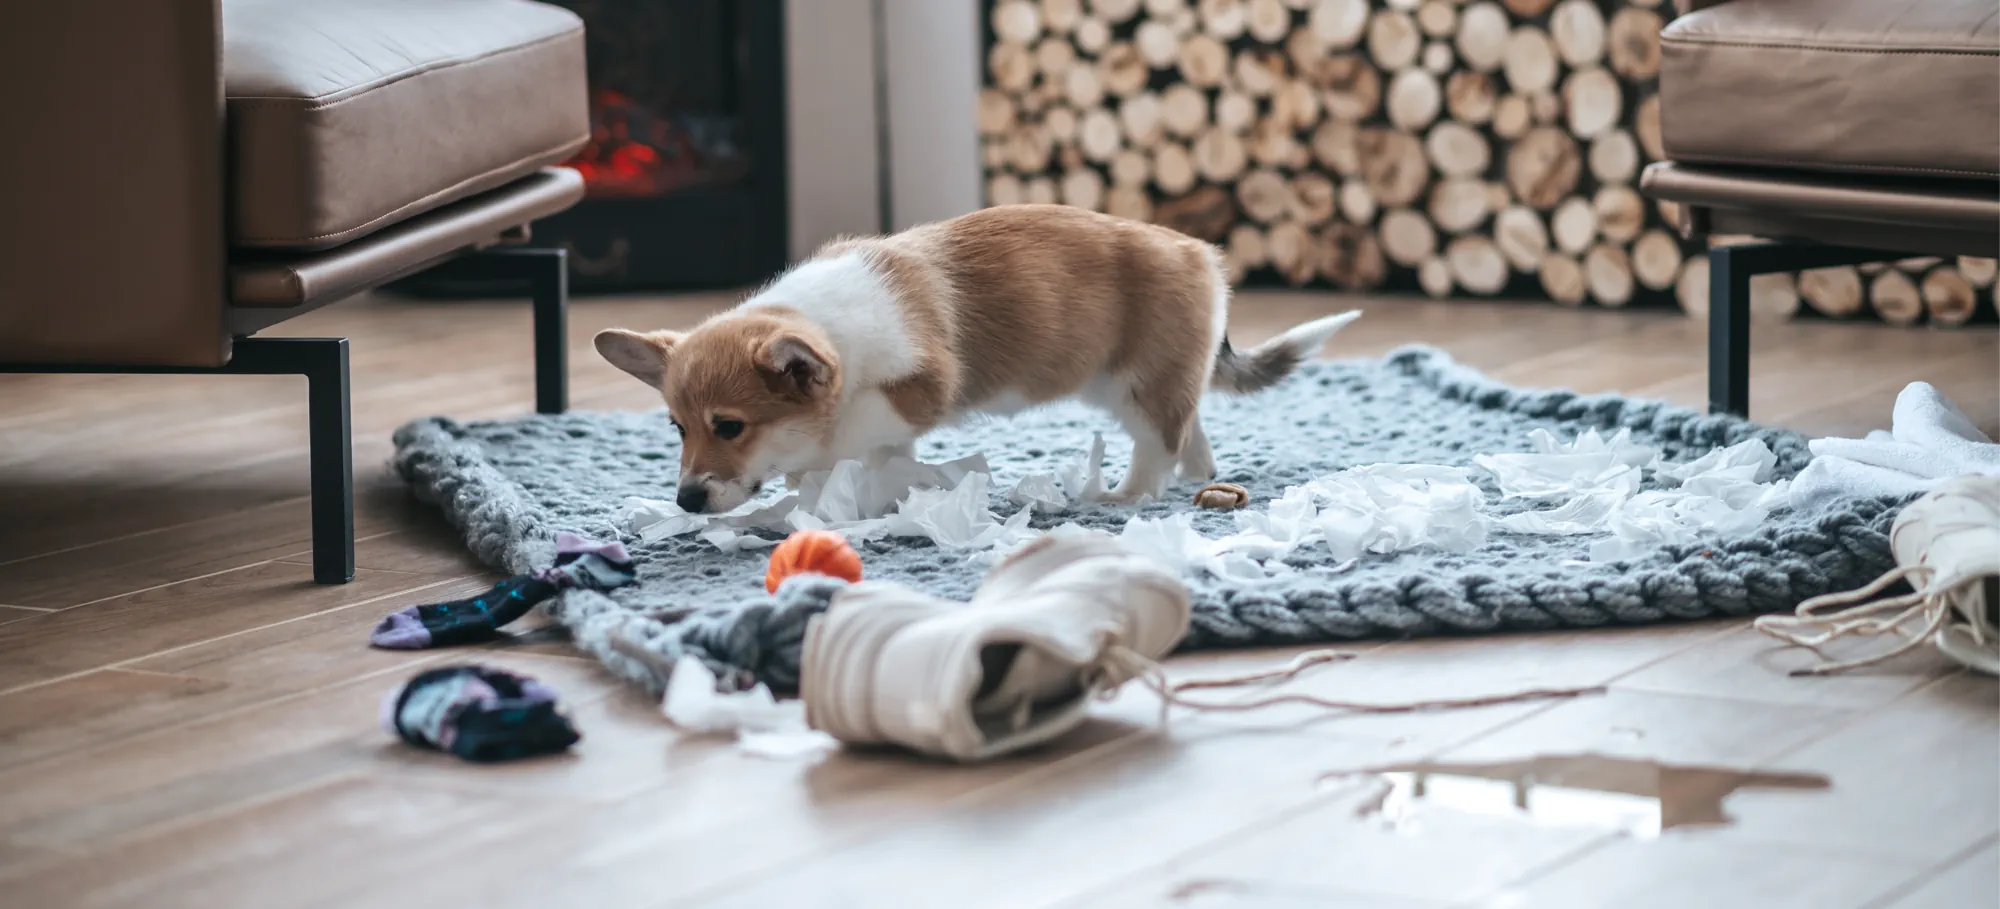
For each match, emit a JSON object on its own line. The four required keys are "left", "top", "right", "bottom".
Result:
{"left": 1094, "top": 372, "right": 1199, "bottom": 505}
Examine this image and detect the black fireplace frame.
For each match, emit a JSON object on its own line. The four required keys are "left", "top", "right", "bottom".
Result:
{"left": 405, "top": 0, "right": 789, "bottom": 295}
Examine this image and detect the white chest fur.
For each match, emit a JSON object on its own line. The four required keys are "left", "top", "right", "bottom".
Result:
{"left": 741, "top": 252, "right": 925, "bottom": 470}
{"left": 829, "top": 390, "right": 921, "bottom": 460}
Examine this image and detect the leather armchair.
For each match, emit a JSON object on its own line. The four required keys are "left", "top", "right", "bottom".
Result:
{"left": 1639, "top": 0, "right": 1999, "bottom": 416}
{"left": 0, "top": 0, "right": 592, "bottom": 582}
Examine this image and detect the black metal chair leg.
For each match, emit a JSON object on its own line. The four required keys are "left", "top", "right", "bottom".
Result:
{"left": 215, "top": 337, "right": 355, "bottom": 584}
{"left": 1708, "top": 246, "right": 1752, "bottom": 417}
{"left": 419, "top": 246, "right": 571, "bottom": 414}
{"left": 529, "top": 248, "right": 569, "bottom": 415}
{"left": 305, "top": 340, "right": 355, "bottom": 583}
{"left": 1702, "top": 242, "right": 1895, "bottom": 418}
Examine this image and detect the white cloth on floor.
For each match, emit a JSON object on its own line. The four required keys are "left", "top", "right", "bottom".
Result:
{"left": 1791, "top": 382, "right": 2000, "bottom": 509}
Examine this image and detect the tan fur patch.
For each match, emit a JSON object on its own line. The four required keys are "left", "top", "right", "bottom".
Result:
{"left": 885, "top": 204, "right": 1220, "bottom": 450}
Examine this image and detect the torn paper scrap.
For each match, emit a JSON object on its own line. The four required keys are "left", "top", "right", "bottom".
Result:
{"left": 1123, "top": 463, "right": 1487, "bottom": 581}
{"left": 1657, "top": 436, "right": 1776, "bottom": 486}
{"left": 661, "top": 658, "right": 837, "bottom": 759}
{"left": 1476, "top": 431, "right": 1792, "bottom": 562}
{"left": 1306, "top": 464, "right": 1488, "bottom": 560}
{"left": 1590, "top": 487, "right": 1772, "bottom": 562}
{"left": 1475, "top": 428, "right": 1656, "bottom": 500}
{"left": 1494, "top": 487, "right": 1627, "bottom": 535}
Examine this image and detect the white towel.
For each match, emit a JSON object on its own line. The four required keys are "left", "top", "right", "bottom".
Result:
{"left": 1790, "top": 382, "right": 2000, "bottom": 508}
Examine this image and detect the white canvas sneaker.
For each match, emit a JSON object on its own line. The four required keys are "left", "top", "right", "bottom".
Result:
{"left": 1758, "top": 473, "right": 2000, "bottom": 675}
{"left": 800, "top": 533, "right": 1190, "bottom": 761}
{"left": 1897, "top": 475, "right": 2000, "bottom": 674}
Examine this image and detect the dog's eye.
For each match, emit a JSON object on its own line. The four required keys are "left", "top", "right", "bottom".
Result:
{"left": 712, "top": 418, "right": 745, "bottom": 440}
{"left": 668, "top": 418, "right": 685, "bottom": 437}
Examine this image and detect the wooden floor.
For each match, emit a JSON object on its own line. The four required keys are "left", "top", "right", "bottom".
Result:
{"left": 0, "top": 290, "right": 1994, "bottom": 909}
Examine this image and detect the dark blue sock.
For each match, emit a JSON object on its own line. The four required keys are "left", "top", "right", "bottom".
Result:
{"left": 371, "top": 533, "right": 636, "bottom": 650}
{"left": 383, "top": 665, "right": 580, "bottom": 762}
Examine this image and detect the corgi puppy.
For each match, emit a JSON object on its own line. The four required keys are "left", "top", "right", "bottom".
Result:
{"left": 594, "top": 204, "right": 1359, "bottom": 513}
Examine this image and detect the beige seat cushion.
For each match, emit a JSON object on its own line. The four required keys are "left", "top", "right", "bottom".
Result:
{"left": 224, "top": 0, "right": 588, "bottom": 249}
{"left": 1659, "top": 0, "right": 2000, "bottom": 180}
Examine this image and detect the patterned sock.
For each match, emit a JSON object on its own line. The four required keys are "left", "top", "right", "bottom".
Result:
{"left": 383, "top": 664, "right": 580, "bottom": 762}
{"left": 371, "top": 533, "right": 637, "bottom": 649}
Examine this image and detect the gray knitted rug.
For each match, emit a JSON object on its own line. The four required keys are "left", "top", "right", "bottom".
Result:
{"left": 392, "top": 346, "right": 1900, "bottom": 694}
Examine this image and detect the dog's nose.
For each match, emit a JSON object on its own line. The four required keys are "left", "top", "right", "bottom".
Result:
{"left": 676, "top": 483, "right": 710, "bottom": 513}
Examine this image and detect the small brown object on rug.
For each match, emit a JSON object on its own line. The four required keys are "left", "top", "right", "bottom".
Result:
{"left": 1193, "top": 482, "right": 1250, "bottom": 510}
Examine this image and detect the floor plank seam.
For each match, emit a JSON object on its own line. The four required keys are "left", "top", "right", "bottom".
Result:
{"left": 1855, "top": 833, "right": 2000, "bottom": 909}
{"left": 1042, "top": 779, "right": 1425, "bottom": 909}
{"left": 1592, "top": 680, "right": 1875, "bottom": 718}
{"left": 0, "top": 768, "right": 379, "bottom": 884}
{"left": 0, "top": 494, "right": 313, "bottom": 568}
{"left": 0, "top": 574, "right": 471, "bottom": 699}
{"left": 663, "top": 727, "right": 1165, "bottom": 908}
{"left": 1752, "top": 669, "right": 1979, "bottom": 771}
{"left": 0, "top": 655, "right": 456, "bottom": 780}
{"left": 0, "top": 635, "right": 636, "bottom": 781}
{"left": 50, "top": 559, "right": 304, "bottom": 614}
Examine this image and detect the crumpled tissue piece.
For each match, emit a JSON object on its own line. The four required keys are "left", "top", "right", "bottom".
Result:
{"left": 1586, "top": 437, "right": 1790, "bottom": 561}
{"left": 1478, "top": 429, "right": 1790, "bottom": 561}
{"left": 1657, "top": 434, "right": 1776, "bottom": 486}
{"left": 1118, "top": 513, "right": 1298, "bottom": 582}
{"left": 662, "top": 658, "right": 836, "bottom": 759}
{"left": 1120, "top": 463, "right": 1487, "bottom": 581}
{"left": 1494, "top": 487, "right": 1628, "bottom": 535}
{"left": 1589, "top": 487, "right": 1769, "bottom": 562}
{"left": 881, "top": 471, "right": 1037, "bottom": 552}
{"left": 1475, "top": 428, "right": 1657, "bottom": 500}
{"left": 1304, "top": 464, "right": 1488, "bottom": 560}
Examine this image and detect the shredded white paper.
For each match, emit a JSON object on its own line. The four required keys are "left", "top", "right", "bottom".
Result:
{"left": 1106, "top": 464, "right": 1487, "bottom": 581}
{"left": 1479, "top": 431, "right": 1789, "bottom": 561}
{"left": 620, "top": 426, "right": 1792, "bottom": 579}
{"left": 1476, "top": 428, "right": 1656, "bottom": 500}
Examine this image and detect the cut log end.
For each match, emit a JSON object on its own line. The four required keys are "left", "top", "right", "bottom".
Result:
{"left": 1798, "top": 266, "right": 1864, "bottom": 318}
{"left": 1921, "top": 267, "right": 1978, "bottom": 327}
{"left": 1870, "top": 269, "right": 1924, "bottom": 326}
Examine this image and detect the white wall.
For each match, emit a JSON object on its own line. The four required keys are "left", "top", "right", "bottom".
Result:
{"left": 880, "top": 0, "right": 982, "bottom": 232}
{"left": 784, "top": 0, "right": 982, "bottom": 258}
{"left": 783, "top": 0, "right": 881, "bottom": 260}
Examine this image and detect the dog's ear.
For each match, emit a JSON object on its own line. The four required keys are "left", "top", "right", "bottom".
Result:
{"left": 755, "top": 332, "right": 832, "bottom": 397}
{"left": 594, "top": 329, "right": 680, "bottom": 390}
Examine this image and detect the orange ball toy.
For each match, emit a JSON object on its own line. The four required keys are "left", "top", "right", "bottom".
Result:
{"left": 764, "top": 529, "right": 864, "bottom": 593}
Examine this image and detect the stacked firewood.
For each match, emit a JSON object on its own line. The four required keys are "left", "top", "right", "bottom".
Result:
{"left": 1673, "top": 243, "right": 1996, "bottom": 327}
{"left": 978, "top": 0, "right": 1995, "bottom": 326}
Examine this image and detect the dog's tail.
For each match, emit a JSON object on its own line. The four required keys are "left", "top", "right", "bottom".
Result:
{"left": 1209, "top": 310, "right": 1362, "bottom": 394}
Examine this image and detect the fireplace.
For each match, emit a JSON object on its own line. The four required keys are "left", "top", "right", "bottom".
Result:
{"left": 406, "top": 0, "right": 788, "bottom": 294}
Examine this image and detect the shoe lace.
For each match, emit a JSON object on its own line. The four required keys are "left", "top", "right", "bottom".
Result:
{"left": 1755, "top": 515, "right": 1998, "bottom": 676}
{"left": 1086, "top": 643, "right": 1606, "bottom": 727}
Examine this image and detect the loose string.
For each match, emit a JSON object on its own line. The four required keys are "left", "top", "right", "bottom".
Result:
{"left": 1094, "top": 645, "right": 1605, "bottom": 726}
{"left": 1755, "top": 515, "right": 1994, "bottom": 676}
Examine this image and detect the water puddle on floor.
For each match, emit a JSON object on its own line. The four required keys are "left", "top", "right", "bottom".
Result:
{"left": 1328, "top": 754, "right": 1830, "bottom": 840}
